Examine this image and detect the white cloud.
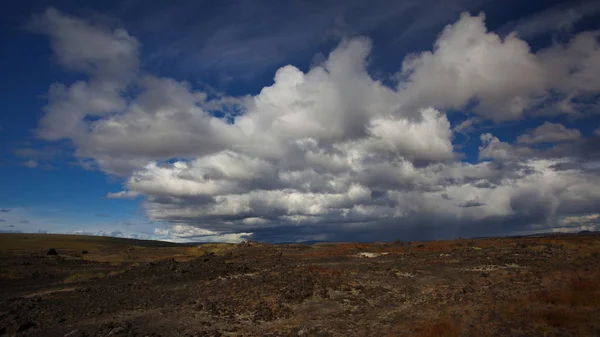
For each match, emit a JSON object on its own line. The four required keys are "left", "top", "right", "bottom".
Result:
{"left": 517, "top": 122, "right": 582, "bottom": 144}
{"left": 29, "top": 8, "right": 139, "bottom": 81}
{"left": 31, "top": 8, "right": 600, "bottom": 242}
{"left": 398, "top": 12, "right": 546, "bottom": 121}
{"left": 398, "top": 12, "right": 600, "bottom": 121}
{"left": 31, "top": 8, "right": 138, "bottom": 145}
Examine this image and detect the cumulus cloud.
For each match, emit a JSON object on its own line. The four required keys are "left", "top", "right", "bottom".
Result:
{"left": 517, "top": 122, "right": 581, "bottom": 144}
{"left": 32, "top": 8, "right": 600, "bottom": 242}
{"left": 399, "top": 12, "right": 600, "bottom": 121}
{"left": 398, "top": 12, "right": 546, "bottom": 121}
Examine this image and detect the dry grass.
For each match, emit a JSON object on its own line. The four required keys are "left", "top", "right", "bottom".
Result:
{"left": 387, "top": 316, "right": 465, "bottom": 337}
{"left": 0, "top": 234, "right": 236, "bottom": 266}
{"left": 0, "top": 233, "right": 180, "bottom": 252}
{"left": 500, "top": 269, "right": 600, "bottom": 333}
{"left": 414, "top": 318, "right": 462, "bottom": 337}
{"left": 0, "top": 234, "right": 110, "bottom": 252}
{"left": 532, "top": 274, "right": 600, "bottom": 308}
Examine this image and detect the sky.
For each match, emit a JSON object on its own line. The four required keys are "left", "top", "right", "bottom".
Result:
{"left": 0, "top": 0, "right": 599, "bottom": 243}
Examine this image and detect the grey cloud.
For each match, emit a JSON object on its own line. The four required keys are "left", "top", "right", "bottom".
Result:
{"left": 479, "top": 131, "right": 600, "bottom": 163}
{"left": 479, "top": 133, "right": 536, "bottom": 161}
{"left": 245, "top": 208, "right": 564, "bottom": 243}
{"left": 538, "top": 31, "right": 600, "bottom": 100}
{"left": 0, "top": 209, "right": 10, "bottom": 213}
{"left": 459, "top": 200, "right": 486, "bottom": 208}
{"left": 473, "top": 180, "right": 495, "bottom": 189}
{"left": 549, "top": 162, "right": 582, "bottom": 171}
{"left": 517, "top": 122, "right": 581, "bottom": 144}
{"left": 545, "top": 134, "right": 600, "bottom": 162}
{"left": 110, "top": 230, "right": 124, "bottom": 237}
{"left": 453, "top": 117, "right": 483, "bottom": 136}
{"left": 105, "top": 190, "right": 140, "bottom": 199}
{"left": 0, "top": 230, "right": 23, "bottom": 234}
{"left": 502, "top": 1, "right": 600, "bottom": 39}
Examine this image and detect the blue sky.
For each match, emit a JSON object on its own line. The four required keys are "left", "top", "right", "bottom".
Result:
{"left": 1, "top": 0, "right": 600, "bottom": 242}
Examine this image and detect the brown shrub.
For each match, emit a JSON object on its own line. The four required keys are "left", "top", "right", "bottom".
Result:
{"left": 532, "top": 275, "right": 600, "bottom": 307}
{"left": 413, "top": 317, "right": 462, "bottom": 337}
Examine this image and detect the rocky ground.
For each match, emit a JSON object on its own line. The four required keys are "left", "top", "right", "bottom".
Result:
{"left": 1, "top": 233, "right": 600, "bottom": 336}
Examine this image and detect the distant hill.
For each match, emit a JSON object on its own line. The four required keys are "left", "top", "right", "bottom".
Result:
{"left": 0, "top": 233, "right": 184, "bottom": 251}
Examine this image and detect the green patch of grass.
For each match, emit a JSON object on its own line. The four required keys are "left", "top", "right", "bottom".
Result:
{"left": 108, "top": 270, "right": 127, "bottom": 277}
{"left": 195, "top": 243, "right": 236, "bottom": 256}
{"left": 527, "top": 245, "right": 547, "bottom": 252}
{"left": 64, "top": 271, "right": 106, "bottom": 284}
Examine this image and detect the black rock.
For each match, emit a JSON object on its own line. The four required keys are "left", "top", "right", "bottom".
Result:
{"left": 47, "top": 248, "right": 58, "bottom": 256}
{"left": 81, "top": 250, "right": 88, "bottom": 254}
{"left": 17, "top": 322, "right": 35, "bottom": 332}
